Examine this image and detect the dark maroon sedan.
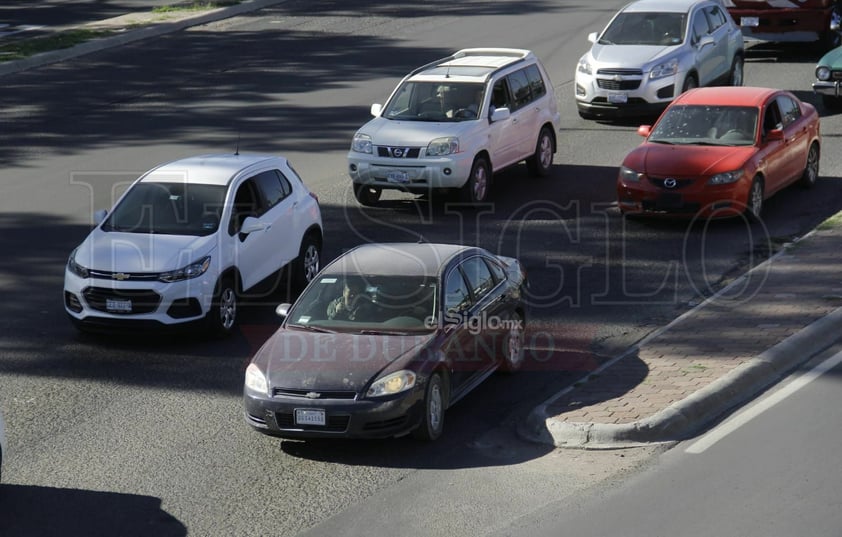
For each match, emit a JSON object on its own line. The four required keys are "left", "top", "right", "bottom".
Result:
{"left": 243, "top": 242, "right": 528, "bottom": 441}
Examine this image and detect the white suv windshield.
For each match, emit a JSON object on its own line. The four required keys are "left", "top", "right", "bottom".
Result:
{"left": 383, "top": 81, "right": 485, "bottom": 122}
{"left": 102, "top": 182, "right": 227, "bottom": 236}
{"left": 600, "top": 13, "right": 686, "bottom": 46}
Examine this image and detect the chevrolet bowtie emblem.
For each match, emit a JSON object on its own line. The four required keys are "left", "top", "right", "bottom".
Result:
{"left": 305, "top": 391, "right": 320, "bottom": 399}
{"left": 112, "top": 272, "right": 130, "bottom": 281}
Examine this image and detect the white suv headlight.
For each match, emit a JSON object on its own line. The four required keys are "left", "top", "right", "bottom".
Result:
{"left": 426, "top": 137, "right": 459, "bottom": 157}
{"left": 708, "top": 170, "right": 743, "bottom": 185}
{"left": 351, "top": 133, "right": 373, "bottom": 154}
{"left": 650, "top": 59, "right": 679, "bottom": 80}
{"left": 245, "top": 363, "right": 269, "bottom": 395}
{"left": 159, "top": 256, "right": 211, "bottom": 283}
{"left": 577, "top": 55, "right": 592, "bottom": 75}
{"left": 67, "top": 248, "right": 89, "bottom": 278}
{"left": 366, "top": 370, "right": 417, "bottom": 397}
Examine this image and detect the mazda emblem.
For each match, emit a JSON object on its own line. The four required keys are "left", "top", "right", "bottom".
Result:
{"left": 663, "top": 178, "right": 677, "bottom": 189}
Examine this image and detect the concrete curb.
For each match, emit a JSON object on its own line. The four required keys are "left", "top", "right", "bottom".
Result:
{"left": 521, "top": 228, "right": 842, "bottom": 449}
{"left": 524, "top": 306, "right": 842, "bottom": 449}
{"left": 0, "top": 0, "right": 286, "bottom": 77}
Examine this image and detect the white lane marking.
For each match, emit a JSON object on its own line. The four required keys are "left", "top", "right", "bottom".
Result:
{"left": 686, "top": 349, "right": 842, "bottom": 454}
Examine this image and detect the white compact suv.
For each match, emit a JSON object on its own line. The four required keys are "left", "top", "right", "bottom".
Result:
{"left": 64, "top": 154, "right": 323, "bottom": 336}
{"left": 347, "top": 48, "right": 561, "bottom": 205}
{"left": 575, "top": 0, "right": 744, "bottom": 119}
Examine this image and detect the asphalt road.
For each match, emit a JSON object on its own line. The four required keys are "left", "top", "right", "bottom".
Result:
{"left": 1, "top": 1, "right": 841, "bottom": 536}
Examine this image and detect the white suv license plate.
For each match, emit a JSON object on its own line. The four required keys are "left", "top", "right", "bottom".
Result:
{"left": 740, "top": 17, "right": 759, "bottom": 27}
{"left": 386, "top": 170, "right": 410, "bottom": 184}
{"left": 608, "top": 93, "right": 628, "bottom": 104}
{"left": 106, "top": 298, "right": 132, "bottom": 312}
{"left": 295, "top": 408, "right": 326, "bottom": 426}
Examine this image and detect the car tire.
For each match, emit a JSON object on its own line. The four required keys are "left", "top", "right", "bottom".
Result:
{"left": 526, "top": 127, "right": 554, "bottom": 177}
{"left": 459, "top": 156, "right": 491, "bottom": 204}
{"left": 729, "top": 55, "right": 744, "bottom": 86}
{"left": 682, "top": 74, "right": 698, "bottom": 93}
{"left": 412, "top": 372, "right": 445, "bottom": 441}
{"left": 746, "top": 177, "right": 764, "bottom": 221}
{"left": 207, "top": 275, "right": 238, "bottom": 337}
{"left": 799, "top": 142, "right": 820, "bottom": 189}
{"left": 291, "top": 233, "right": 321, "bottom": 291}
{"left": 499, "top": 312, "right": 525, "bottom": 373}
{"left": 353, "top": 184, "right": 382, "bottom": 206}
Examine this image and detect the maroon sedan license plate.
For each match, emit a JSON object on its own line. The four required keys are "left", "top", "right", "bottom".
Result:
{"left": 295, "top": 408, "right": 326, "bottom": 426}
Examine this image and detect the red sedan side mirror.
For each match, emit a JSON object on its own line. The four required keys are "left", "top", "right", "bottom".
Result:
{"left": 637, "top": 125, "right": 651, "bottom": 137}
{"left": 765, "top": 128, "right": 784, "bottom": 141}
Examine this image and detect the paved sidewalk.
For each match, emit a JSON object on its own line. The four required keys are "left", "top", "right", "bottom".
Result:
{"left": 523, "top": 214, "right": 842, "bottom": 448}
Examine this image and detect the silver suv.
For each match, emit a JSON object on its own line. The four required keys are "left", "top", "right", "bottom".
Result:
{"left": 347, "top": 48, "right": 561, "bottom": 205}
{"left": 575, "top": 0, "right": 744, "bottom": 119}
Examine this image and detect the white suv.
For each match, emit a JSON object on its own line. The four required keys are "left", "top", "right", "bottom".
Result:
{"left": 575, "top": 0, "right": 744, "bottom": 119}
{"left": 64, "top": 154, "right": 323, "bottom": 336}
{"left": 347, "top": 48, "right": 561, "bottom": 205}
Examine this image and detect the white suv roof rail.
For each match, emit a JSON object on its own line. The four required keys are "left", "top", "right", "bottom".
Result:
{"left": 406, "top": 48, "right": 532, "bottom": 78}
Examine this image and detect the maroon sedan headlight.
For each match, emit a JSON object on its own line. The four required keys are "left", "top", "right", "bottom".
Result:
{"left": 366, "top": 370, "right": 417, "bottom": 397}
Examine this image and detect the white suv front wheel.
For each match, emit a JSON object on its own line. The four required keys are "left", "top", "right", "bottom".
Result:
{"left": 459, "top": 156, "right": 490, "bottom": 204}
{"left": 208, "top": 275, "right": 238, "bottom": 337}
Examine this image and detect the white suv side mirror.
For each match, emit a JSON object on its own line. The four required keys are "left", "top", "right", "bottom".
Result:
{"left": 370, "top": 103, "right": 383, "bottom": 117}
{"left": 490, "top": 107, "right": 511, "bottom": 122}
{"left": 93, "top": 209, "right": 108, "bottom": 224}
{"left": 240, "top": 217, "right": 266, "bottom": 234}
{"left": 588, "top": 31, "right": 598, "bottom": 43}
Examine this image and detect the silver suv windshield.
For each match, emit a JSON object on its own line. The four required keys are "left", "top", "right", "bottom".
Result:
{"left": 600, "top": 13, "right": 686, "bottom": 46}
{"left": 382, "top": 81, "right": 485, "bottom": 122}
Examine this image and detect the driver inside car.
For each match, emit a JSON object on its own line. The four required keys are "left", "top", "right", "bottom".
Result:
{"left": 326, "top": 279, "right": 371, "bottom": 321}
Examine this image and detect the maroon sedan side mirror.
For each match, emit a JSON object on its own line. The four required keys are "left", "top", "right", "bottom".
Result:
{"left": 637, "top": 125, "right": 651, "bottom": 137}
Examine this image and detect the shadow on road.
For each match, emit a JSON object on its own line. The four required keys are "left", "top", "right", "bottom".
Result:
{"left": 0, "top": 484, "right": 185, "bottom": 537}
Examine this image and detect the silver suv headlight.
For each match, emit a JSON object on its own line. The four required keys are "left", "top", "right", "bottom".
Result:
{"left": 351, "top": 133, "right": 373, "bottom": 154}
{"left": 650, "top": 58, "right": 679, "bottom": 80}
{"left": 426, "top": 137, "right": 459, "bottom": 157}
{"left": 577, "top": 55, "right": 593, "bottom": 75}
{"left": 159, "top": 256, "right": 211, "bottom": 283}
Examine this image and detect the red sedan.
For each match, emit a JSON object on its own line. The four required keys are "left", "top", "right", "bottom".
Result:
{"left": 616, "top": 86, "right": 821, "bottom": 219}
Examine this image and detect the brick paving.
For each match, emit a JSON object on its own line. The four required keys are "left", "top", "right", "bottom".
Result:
{"left": 544, "top": 220, "right": 842, "bottom": 429}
